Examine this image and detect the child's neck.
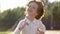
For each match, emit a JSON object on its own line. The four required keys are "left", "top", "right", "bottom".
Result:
{"left": 27, "top": 15, "right": 35, "bottom": 22}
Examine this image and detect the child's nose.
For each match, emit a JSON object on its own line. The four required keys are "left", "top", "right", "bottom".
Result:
{"left": 28, "top": 7, "right": 32, "bottom": 11}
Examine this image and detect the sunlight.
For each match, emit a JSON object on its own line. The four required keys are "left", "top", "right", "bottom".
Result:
{"left": 0, "top": 0, "right": 28, "bottom": 12}
{"left": 49, "top": 0, "right": 59, "bottom": 3}
{"left": 0, "top": 0, "right": 59, "bottom": 12}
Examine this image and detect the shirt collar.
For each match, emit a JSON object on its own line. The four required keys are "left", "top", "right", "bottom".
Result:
{"left": 24, "top": 16, "right": 36, "bottom": 23}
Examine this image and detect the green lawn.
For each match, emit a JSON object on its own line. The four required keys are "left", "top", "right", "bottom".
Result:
{"left": 0, "top": 31, "right": 12, "bottom": 34}
{"left": 0, "top": 30, "right": 60, "bottom": 34}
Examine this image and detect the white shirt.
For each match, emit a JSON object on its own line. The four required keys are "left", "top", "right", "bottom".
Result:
{"left": 13, "top": 17, "right": 46, "bottom": 34}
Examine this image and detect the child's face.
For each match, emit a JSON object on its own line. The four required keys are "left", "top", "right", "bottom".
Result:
{"left": 26, "top": 2, "right": 38, "bottom": 17}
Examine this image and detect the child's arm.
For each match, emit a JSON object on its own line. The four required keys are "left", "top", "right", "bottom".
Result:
{"left": 37, "top": 28, "right": 44, "bottom": 34}
{"left": 13, "top": 20, "right": 23, "bottom": 34}
{"left": 13, "top": 20, "right": 28, "bottom": 34}
{"left": 36, "top": 21, "right": 46, "bottom": 34}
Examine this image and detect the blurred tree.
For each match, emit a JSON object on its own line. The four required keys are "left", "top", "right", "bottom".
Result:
{"left": 41, "top": 0, "right": 52, "bottom": 19}
{"left": 51, "top": 2, "right": 60, "bottom": 20}
{"left": 0, "top": 7, "right": 25, "bottom": 31}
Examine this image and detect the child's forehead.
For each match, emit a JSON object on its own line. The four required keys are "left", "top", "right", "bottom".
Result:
{"left": 29, "top": 2, "right": 38, "bottom": 8}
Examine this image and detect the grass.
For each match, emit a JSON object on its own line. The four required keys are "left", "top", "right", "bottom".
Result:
{"left": 0, "top": 31, "right": 12, "bottom": 34}
{"left": 0, "top": 30, "right": 60, "bottom": 34}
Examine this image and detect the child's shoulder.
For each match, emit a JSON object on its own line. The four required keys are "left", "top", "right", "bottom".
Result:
{"left": 19, "top": 19, "right": 25, "bottom": 23}
{"left": 17, "top": 19, "right": 25, "bottom": 26}
{"left": 35, "top": 19, "right": 44, "bottom": 25}
{"left": 35, "top": 19, "right": 42, "bottom": 23}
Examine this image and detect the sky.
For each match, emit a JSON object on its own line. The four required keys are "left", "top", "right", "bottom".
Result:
{"left": 0, "top": 0, "right": 60, "bottom": 12}
{"left": 49, "top": 0, "right": 59, "bottom": 3}
{"left": 0, "top": 0, "right": 28, "bottom": 12}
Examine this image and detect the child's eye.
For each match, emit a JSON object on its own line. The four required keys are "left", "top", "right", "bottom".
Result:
{"left": 29, "top": 5, "right": 35, "bottom": 9}
{"left": 32, "top": 7, "right": 35, "bottom": 9}
{"left": 27, "top": 5, "right": 36, "bottom": 9}
{"left": 27, "top": 5, "right": 31, "bottom": 8}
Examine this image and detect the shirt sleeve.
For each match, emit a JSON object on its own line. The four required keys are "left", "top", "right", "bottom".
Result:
{"left": 38, "top": 21, "right": 46, "bottom": 33}
{"left": 13, "top": 20, "right": 24, "bottom": 34}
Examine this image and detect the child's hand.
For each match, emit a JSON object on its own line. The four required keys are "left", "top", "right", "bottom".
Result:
{"left": 36, "top": 28, "right": 44, "bottom": 34}
{"left": 19, "top": 20, "right": 29, "bottom": 30}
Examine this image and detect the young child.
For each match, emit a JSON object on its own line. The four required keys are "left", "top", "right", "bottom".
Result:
{"left": 13, "top": 1, "right": 46, "bottom": 34}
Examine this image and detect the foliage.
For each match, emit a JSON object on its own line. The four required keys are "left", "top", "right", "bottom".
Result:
{"left": 0, "top": 7, "right": 25, "bottom": 31}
